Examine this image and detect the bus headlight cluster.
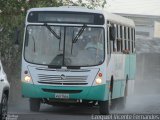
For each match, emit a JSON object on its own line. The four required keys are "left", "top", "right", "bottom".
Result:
{"left": 23, "top": 70, "right": 32, "bottom": 83}
{"left": 96, "top": 77, "right": 102, "bottom": 84}
{"left": 95, "top": 72, "right": 103, "bottom": 85}
{"left": 24, "top": 75, "right": 31, "bottom": 83}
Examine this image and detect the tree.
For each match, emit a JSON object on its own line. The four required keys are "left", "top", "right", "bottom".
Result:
{"left": 61, "top": 0, "right": 106, "bottom": 9}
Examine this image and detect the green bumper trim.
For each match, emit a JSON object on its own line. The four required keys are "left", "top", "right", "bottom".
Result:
{"left": 22, "top": 82, "right": 110, "bottom": 101}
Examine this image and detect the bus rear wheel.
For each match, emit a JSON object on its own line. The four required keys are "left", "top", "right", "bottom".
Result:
{"left": 29, "top": 98, "right": 41, "bottom": 112}
{"left": 117, "top": 97, "right": 126, "bottom": 109}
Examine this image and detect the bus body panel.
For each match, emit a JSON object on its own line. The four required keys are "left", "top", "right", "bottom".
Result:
{"left": 22, "top": 82, "right": 110, "bottom": 101}
{"left": 27, "top": 66, "right": 99, "bottom": 86}
{"left": 129, "top": 54, "right": 136, "bottom": 80}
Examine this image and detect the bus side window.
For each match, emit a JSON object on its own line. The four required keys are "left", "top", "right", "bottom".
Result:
{"left": 116, "top": 24, "right": 118, "bottom": 39}
{"left": 128, "top": 27, "right": 130, "bottom": 52}
{"left": 126, "top": 27, "right": 129, "bottom": 50}
{"left": 124, "top": 27, "right": 127, "bottom": 50}
{"left": 117, "top": 25, "right": 121, "bottom": 52}
{"left": 133, "top": 29, "right": 136, "bottom": 53}
{"left": 109, "top": 23, "right": 116, "bottom": 53}
{"left": 120, "top": 26, "right": 123, "bottom": 52}
{"left": 107, "top": 21, "right": 111, "bottom": 55}
{"left": 113, "top": 24, "right": 117, "bottom": 52}
{"left": 131, "top": 28, "right": 134, "bottom": 52}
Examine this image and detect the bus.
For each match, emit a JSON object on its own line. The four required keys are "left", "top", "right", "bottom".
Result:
{"left": 21, "top": 6, "right": 136, "bottom": 115}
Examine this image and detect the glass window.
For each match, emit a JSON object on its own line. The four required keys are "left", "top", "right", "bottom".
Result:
{"left": 131, "top": 28, "right": 134, "bottom": 52}
{"left": 128, "top": 28, "right": 130, "bottom": 51}
{"left": 124, "top": 27, "right": 126, "bottom": 39}
{"left": 128, "top": 28, "right": 130, "bottom": 40}
{"left": 24, "top": 25, "right": 105, "bottom": 67}
{"left": 116, "top": 25, "right": 119, "bottom": 38}
{"left": 120, "top": 26, "right": 122, "bottom": 38}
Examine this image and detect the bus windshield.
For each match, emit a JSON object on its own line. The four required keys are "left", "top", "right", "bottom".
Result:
{"left": 24, "top": 25, "right": 104, "bottom": 67}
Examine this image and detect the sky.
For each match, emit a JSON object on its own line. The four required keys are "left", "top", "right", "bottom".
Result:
{"left": 105, "top": 0, "right": 160, "bottom": 16}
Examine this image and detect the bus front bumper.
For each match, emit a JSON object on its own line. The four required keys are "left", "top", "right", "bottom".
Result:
{"left": 22, "top": 82, "right": 110, "bottom": 101}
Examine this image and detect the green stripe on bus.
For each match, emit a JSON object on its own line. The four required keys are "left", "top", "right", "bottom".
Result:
{"left": 22, "top": 82, "right": 111, "bottom": 101}
{"left": 125, "top": 54, "right": 136, "bottom": 80}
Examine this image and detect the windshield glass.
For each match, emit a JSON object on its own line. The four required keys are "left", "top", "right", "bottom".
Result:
{"left": 24, "top": 25, "right": 104, "bottom": 67}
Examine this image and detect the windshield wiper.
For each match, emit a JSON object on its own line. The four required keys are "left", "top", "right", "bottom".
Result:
{"left": 72, "top": 24, "right": 87, "bottom": 43}
{"left": 32, "top": 36, "right": 36, "bottom": 52}
{"left": 44, "top": 23, "right": 61, "bottom": 40}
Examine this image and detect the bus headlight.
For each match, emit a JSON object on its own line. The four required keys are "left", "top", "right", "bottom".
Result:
{"left": 24, "top": 75, "right": 31, "bottom": 83}
{"left": 96, "top": 77, "right": 102, "bottom": 84}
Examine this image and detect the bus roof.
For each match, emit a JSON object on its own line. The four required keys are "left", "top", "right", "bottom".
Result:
{"left": 104, "top": 12, "right": 135, "bottom": 27}
{"left": 27, "top": 6, "right": 135, "bottom": 27}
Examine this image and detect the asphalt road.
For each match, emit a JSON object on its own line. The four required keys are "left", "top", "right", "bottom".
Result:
{"left": 7, "top": 53, "right": 160, "bottom": 120}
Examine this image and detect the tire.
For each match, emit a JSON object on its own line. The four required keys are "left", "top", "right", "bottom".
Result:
{"left": 29, "top": 98, "right": 41, "bottom": 112}
{"left": 0, "top": 94, "right": 8, "bottom": 120}
{"left": 110, "top": 98, "right": 117, "bottom": 110}
{"left": 99, "top": 92, "right": 111, "bottom": 115}
{"left": 117, "top": 97, "right": 126, "bottom": 110}
{"left": 114, "top": 79, "right": 128, "bottom": 110}
{"left": 99, "top": 100, "right": 110, "bottom": 115}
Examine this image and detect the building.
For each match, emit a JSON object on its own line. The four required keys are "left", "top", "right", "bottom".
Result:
{"left": 116, "top": 13, "right": 160, "bottom": 53}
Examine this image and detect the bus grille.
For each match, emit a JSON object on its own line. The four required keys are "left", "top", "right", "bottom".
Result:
{"left": 37, "top": 74, "right": 88, "bottom": 85}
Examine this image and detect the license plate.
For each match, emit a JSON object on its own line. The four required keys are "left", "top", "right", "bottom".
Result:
{"left": 55, "top": 93, "right": 69, "bottom": 99}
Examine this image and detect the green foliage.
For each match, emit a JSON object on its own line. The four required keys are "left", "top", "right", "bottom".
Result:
{"left": 61, "top": 0, "right": 107, "bottom": 9}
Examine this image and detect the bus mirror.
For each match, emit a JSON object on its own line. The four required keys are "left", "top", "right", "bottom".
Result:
{"left": 110, "top": 25, "right": 116, "bottom": 41}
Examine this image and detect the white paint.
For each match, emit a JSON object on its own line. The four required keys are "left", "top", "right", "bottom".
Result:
{"left": 27, "top": 65, "right": 99, "bottom": 86}
{"left": 0, "top": 60, "right": 10, "bottom": 102}
{"left": 106, "top": 54, "right": 126, "bottom": 81}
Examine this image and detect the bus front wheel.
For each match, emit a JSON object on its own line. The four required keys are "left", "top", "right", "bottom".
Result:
{"left": 99, "top": 91, "right": 111, "bottom": 115}
{"left": 99, "top": 100, "right": 110, "bottom": 115}
{"left": 29, "top": 98, "right": 41, "bottom": 112}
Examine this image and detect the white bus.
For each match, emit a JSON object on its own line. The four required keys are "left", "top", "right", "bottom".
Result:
{"left": 21, "top": 6, "right": 136, "bottom": 114}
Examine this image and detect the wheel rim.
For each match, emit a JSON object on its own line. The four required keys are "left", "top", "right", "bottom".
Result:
{"left": 1, "top": 95, "right": 8, "bottom": 120}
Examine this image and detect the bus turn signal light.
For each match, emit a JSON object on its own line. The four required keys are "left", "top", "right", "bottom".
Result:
{"left": 98, "top": 73, "right": 102, "bottom": 77}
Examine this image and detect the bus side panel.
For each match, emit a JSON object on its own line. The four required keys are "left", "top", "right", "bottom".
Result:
{"left": 125, "top": 54, "right": 130, "bottom": 78}
{"left": 112, "top": 80, "right": 124, "bottom": 99}
{"left": 127, "top": 54, "right": 136, "bottom": 95}
{"left": 111, "top": 54, "right": 126, "bottom": 99}
{"left": 129, "top": 54, "right": 136, "bottom": 80}
{"left": 120, "top": 54, "right": 130, "bottom": 96}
